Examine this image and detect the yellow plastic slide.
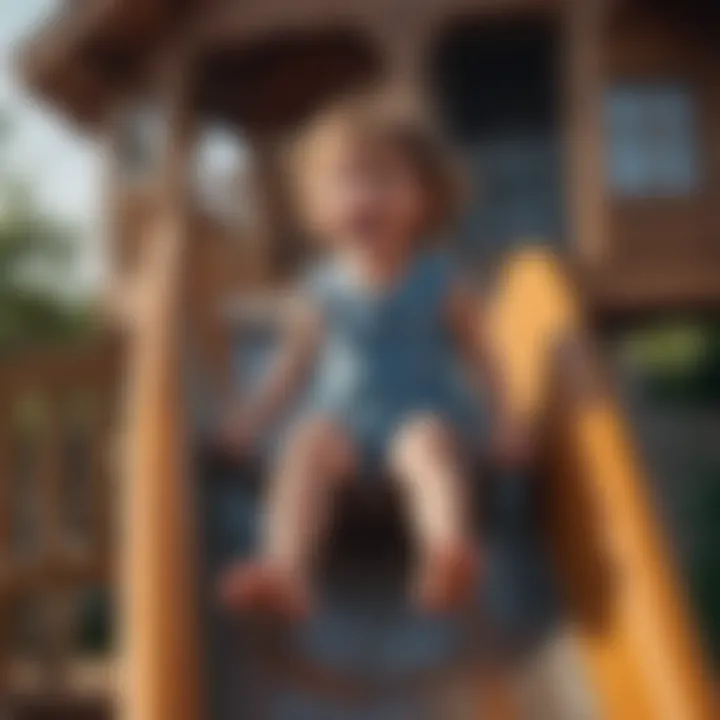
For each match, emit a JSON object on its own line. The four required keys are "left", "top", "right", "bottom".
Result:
{"left": 489, "top": 249, "right": 716, "bottom": 720}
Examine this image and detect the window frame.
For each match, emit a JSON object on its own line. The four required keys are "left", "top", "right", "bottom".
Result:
{"left": 604, "top": 80, "right": 702, "bottom": 199}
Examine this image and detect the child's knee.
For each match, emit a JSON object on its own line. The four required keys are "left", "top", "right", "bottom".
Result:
{"left": 283, "top": 417, "right": 356, "bottom": 481}
{"left": 389, "top": 413, "right": 456, "bottom": 474}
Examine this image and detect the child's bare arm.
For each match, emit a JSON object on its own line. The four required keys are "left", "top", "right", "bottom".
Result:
{"left": 219, "top": 297, "right": 322, "bottom": 453}
{"left": 446, "top": 284, "right": 532, "bottom": 465}
{"left": 445, "top": 283, "right": 507, "bottom": 411}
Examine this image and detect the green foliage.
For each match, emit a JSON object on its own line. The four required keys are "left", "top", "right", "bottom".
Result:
{"left": 0, "top": 111, "right": 96, "bottom": 353}
{"left": 618, "top": 319, "right": 720, "bottom": 665}
{"left": 622, "top": 321, "right": 720, "bottom": 405}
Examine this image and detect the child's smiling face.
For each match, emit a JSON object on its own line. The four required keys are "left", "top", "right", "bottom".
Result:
{"left": 308, "top": 130, "right": 427, "bottom": 257}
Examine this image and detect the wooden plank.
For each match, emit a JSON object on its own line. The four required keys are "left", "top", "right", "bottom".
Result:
{"left": 0, "top": 341, "right": 119, "bottom": 399}
{"left": 0, "top": 391, "right": 11, "bottom": 696}
{"left": 563, "top": 0, "right": 608, "bottom": 265}
{"left": 0, "top": 558, "right": 101, "bottom": 598}
{"left": 119, "top": 47, "right": 202, "bottom": 720}
{"left": 5, "top": 657, "right": 116, "bottom": 705}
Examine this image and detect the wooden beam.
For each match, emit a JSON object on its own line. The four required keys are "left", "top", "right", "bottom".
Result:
{"left": 247, "top": 138, "right": 296, "bottom": 280}
{"left": 119, "top": 43, "right": 203, "bottom": 720}
{"left": 0, "top": 340, "right": 118, "bottom": 399}
{"left": 38, "top": 395, "right": 62, "bottom": 566}
{"left": 91, "top": 396, "right": 115, "bottom": 581}
{"left": 0, "top": 391, "right": 11, "bottom": 697}
{"left": 0, "top": 557, "right": 102, "bottom": 598}
{"left": 36, "top": 393, "right": 68, "bottom": 687}
{"left": 563, "top": 0, "right": 609, "bottom": 265}
{"left": 4, "top": 657, "right": 116, "bottom": 706}
{"left": 17, "top": 0, "right": 115, "bottom": 90}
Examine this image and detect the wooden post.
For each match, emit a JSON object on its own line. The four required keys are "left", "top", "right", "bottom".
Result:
{"left": 38, "top": 394, "right": 70, "bottom": 688}
{"left": 39, "top": 395, "right": 63, "bottom": 556}
{"left": 120, "top": 45, "right": 202, "bottom": 720}
{"left": 564, "top": 0, "right": 608, "bottom": 265}
{"left": 92, "top": 390, "right": 114, "bottom": 582}
{"left": 380, "top": 19, "right": 434, "bottom": 125}
{"left": 249, "top": 137, "right": 295, "bottom": 281}
{"left": 0, "top": 389, "right": 11, "bottom": 697}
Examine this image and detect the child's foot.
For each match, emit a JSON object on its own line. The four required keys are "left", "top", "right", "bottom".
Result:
{"left": 218, "top": 561, "right": 311, "bottom": 621}
{"left": 416, "top": 543, "right": 478, "bottom": 614}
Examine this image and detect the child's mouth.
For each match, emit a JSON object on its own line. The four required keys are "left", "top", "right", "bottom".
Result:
{"left": 348, "top": 213, "right": 387, "bottom": 246}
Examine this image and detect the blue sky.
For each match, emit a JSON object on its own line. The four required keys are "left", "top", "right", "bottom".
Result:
{"left": 1, "top": 0, "right": 102, "bottom": 289}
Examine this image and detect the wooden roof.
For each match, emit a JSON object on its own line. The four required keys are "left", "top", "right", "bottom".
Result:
{"left": 18, "top": 0, "right": 193, "bottom": 128}
{"left": 18, "top": 0, "right": 387, "bottom": 132}
{"left": 18, "top": 0, "right": 720, "bottom": 130}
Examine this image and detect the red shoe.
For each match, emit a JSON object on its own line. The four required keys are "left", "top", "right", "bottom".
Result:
{"left": 218, "top": 561, "right": 311, "bottom": 621}
{"left": 415, "top": 543, "right": 479, "bottom": 614}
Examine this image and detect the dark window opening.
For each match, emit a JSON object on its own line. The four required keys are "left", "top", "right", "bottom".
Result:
{"left": 432, "top": 19, "right": 564, "bottom": 265}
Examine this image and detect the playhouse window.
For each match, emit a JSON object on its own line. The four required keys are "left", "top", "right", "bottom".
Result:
{"left": 606, "top": 84, "right": 699, "bottom": 196}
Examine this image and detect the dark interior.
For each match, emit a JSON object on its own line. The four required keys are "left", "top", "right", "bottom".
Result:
{"left": 433, "top": 18, "right": 559, "bottom": 140}
{"left": 431, "top": 18, "right": 564, "bottom": 262}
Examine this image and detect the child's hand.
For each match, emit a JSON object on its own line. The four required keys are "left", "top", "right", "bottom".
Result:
{"left": 215, "top": 409, "right": 261, "bottom": 459}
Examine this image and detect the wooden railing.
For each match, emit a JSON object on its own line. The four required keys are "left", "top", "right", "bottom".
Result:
{"left": 0, "top": 339, "right": 119, "bottom": 709}
{"left": 489, "top": 248, "right": 716, "bottom": 720}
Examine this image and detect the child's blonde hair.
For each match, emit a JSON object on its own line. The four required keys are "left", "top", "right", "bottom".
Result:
{"left": 289, "top": 96, "right": 463, "bottom": 240}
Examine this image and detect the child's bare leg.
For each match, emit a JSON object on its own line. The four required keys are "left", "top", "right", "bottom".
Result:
{"left": 220, "top": 418, "right": 356, "bottom": 618}
{"left": 389, "top": 414, "right": 477, "bottom": 612}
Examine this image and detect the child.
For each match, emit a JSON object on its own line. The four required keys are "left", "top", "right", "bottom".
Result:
{"left": 217, "top": 99, "right": 528, "bottom": 619}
